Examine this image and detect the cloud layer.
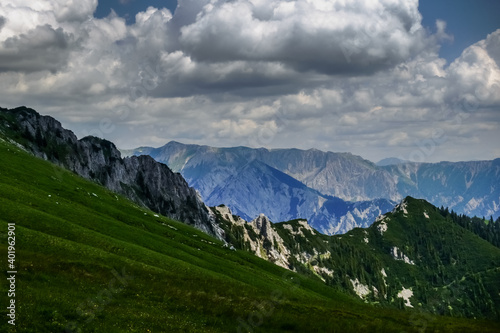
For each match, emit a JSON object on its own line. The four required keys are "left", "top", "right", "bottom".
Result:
{"left": 178, "top": 0, "right": 428, "bottom": 74}
{"left": 0, "top": 0, "right": 498, "bottom": 162}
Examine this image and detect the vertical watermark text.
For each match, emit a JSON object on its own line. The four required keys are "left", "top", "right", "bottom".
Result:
{"left": 6, "top": 222, "right": 17, "bottom": 326}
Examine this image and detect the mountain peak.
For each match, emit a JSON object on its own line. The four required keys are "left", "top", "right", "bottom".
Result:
{"left": 392, "top": 197, "right": 411, "bottom": 215}
{"left": 376, "top": 157, "right": 407, "bottom": 166}
{"left": 372, "top": 196, "right": 436, "bottom": 237}
{"left": 391, "top": 196, "right": 436, "bottom": 216}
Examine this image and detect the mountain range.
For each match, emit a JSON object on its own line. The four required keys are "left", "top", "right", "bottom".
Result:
{"left": 1, "top": 106, "right": 500, "bottom": 328}
{"left": 125, "top": 141, "right": 500, "bottom": 234}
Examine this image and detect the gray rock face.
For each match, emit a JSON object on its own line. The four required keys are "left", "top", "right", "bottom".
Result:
{"left": 0, "top": 106, "right": 223, "bottom": 239}
{"left": 211, "top": 205, "right": 291, "bottom": 269}
{"left": 128, "top": 141, "right": 500, "bottom": 234}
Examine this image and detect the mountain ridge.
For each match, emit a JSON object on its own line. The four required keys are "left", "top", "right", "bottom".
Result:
{"left": 128, "top": 140, "right": 500, "bottom": 234}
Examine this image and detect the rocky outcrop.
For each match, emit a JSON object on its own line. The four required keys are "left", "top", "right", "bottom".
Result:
{"left": 212, "top": 205, "right": 335, "bottom": 282}
{"left": 212, "top": 205, "right": 290, "bottom": 268}
{"left": 0, "top": 106, "right": 223, "bottom": 239}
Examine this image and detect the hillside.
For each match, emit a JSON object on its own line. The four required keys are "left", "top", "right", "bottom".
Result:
{"left": 213, "top": 198, "right": 500, "bottom": 320}
{"left": 1, "top": 121, "right": 499, "bottom": 331}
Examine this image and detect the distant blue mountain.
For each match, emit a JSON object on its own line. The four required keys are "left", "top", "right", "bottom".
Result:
{"left": 376, "top": 157, "right": 407, "bottom": 166}
{"left": 126, "top": 142, "right": 500, "bottom": 234}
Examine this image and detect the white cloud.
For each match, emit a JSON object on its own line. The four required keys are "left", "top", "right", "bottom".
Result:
{"left": 339, "top": 114, "right": 358, "bottom": 126}
{"left": 0, "top": 1, "right": 498, "bottom": 163}
{"left": 178, "top": 0, "right": 428, "bottom": 74}
{"left": 446, "top": 30, "right": 500, "bottom": 107}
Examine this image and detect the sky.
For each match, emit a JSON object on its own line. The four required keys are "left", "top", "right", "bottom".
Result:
{"left": 0, "top": 1, "right": 499, "bottom": 163}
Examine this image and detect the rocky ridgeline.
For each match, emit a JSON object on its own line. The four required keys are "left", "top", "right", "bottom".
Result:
{"left": 212, "top": 205, "right": 291, "bottom": 269}
{"left": 212, "top": 205, "right": 333, "bottom": 280}
{"left": 0, "top": 106, "right": 223, "bottom": 239}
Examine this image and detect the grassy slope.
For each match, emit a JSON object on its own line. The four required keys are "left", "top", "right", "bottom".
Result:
{"left": 0, "top": 139, "right": 498, "bottom": 332}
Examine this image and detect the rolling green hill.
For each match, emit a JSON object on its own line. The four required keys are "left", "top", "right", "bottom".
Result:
{"left": 1, "top": 126, "right": 499, "bottom": 332}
